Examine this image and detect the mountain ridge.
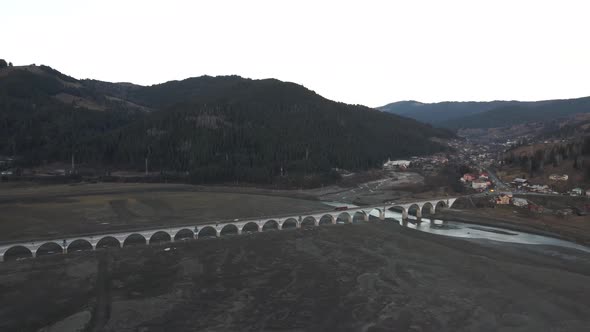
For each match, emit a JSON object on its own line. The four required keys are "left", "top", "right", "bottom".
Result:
{"left": 378, "top": 96, "right": 590, "bottom": 129}
{"left": 0, "top": 62, "right": 453, "bottom": 185}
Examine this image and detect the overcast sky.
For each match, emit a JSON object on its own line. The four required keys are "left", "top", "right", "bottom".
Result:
{"left": 2, "top": 0, "right": 589, "bottom": 107}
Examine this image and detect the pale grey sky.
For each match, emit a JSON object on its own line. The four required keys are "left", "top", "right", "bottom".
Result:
{"left": 2, "top": 0, "right": 589, "bottom": 107}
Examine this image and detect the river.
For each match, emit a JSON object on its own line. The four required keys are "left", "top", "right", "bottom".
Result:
{"left": 382, "top": 211, "right": 590, "bottom": 254}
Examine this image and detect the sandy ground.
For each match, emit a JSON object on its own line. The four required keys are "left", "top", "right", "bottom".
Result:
{"left": 1, "top": 222, "right": 589, "bottom": 332}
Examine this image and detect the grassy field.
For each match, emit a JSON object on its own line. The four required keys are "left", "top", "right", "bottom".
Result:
{"left": 0, "top": 183, "right": 330, "bottom": 241}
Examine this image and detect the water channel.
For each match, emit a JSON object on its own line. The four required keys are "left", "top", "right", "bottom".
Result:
{"left": 382, "top": 210, "right": 590, "bottom": 254}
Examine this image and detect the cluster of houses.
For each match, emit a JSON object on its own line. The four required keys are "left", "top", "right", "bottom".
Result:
{"left": 512, "top": 178, "right": 555, "bottom": 194}
{"left": 493, "top": 192, "right": 589, "bottom": 215}
{"left": 460, "top": 172, "right": 493, "bottom": 191}
{"left": 448, "top": 139, "right": 501, "bottom": 169}
{"left": 494, "top": 193, "right": 536, "bottom": 209}
{"left": 511, "top": 177, "right": 590, "bottom": 196}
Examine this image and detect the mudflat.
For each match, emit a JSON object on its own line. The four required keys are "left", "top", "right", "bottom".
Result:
{"left": 1, "top": 222, "right": 589, "bottom": 331}
{"left": 0, "top": 183, "right": 329, "bottom": 241}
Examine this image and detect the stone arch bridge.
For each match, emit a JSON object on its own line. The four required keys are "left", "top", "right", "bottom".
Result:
{"left": 0, "top": 198, "right": 456, "bottom": 262}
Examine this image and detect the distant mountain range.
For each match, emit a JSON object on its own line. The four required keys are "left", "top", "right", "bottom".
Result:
{"left": 378, "top": 97, "right": 590, "bottom": 129}
{"left": 0, "top": 62, "right": 453, "bottom": 185}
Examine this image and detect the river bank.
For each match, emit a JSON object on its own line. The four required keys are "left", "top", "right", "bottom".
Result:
{"left": 435, "top": 208, "right": 590, "bottom": 246}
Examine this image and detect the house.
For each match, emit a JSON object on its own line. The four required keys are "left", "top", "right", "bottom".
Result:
{"left": 495, "top": 193, "right": 512, "bottom": 205}
{"left": 472, "top": 179, "right": 489, "bottom": 190}
{"left": 512, "top": 178, "right": 528, "bottom": 185}
{"left": 463, "top": 173, "right": 477, "bottom": 182}
{"left": 383, "top": 159, "right": 411, "bottom": 170}
{"left": 529, "top": 184, "right": 550, "bottom": 193}
{"left": 549, "top": 174, "right": 569, "bottom": 181}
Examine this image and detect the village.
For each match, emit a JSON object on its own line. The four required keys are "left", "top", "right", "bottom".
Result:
{"left": 383, "top": 136, "right": 590, "bottom": 217}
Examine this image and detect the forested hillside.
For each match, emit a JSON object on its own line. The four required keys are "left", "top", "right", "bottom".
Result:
{"left": 0, "top": 62, "right": 453, "bottom": 185}
{"left": 503, "top": 137, "right": 590, "bottom": 188}
{"left": 378, "top": 100, "right": 521, "bottom": 125}
{"left": 442, "top": 97, "right": 590, "bottom": 129}
{"left": 379, "top": 97, "right": 590, "bottom": 129}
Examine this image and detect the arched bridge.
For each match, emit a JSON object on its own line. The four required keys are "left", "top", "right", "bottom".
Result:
{"left": 0, "top": 197, "right": 456, "bottom": 262}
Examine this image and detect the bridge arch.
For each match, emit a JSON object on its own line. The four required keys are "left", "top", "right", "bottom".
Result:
{"left": 435, "top": 200, "right": 448, "bottom": 213}
{"left": 352, "top": 211, "right": 368, "bottom": 223}
{"left": 123, "top": 233, "right": 147, "bottom": 247}
{"left": 174, "top": 228, "right": 195, "bottom": 241}
{"left": 421, "top": 202, "right": 435, "bottom": 216}
{"left": 388, "top": 205, "right": 408, "bottom": 220}
{"left": 220, "top": 224, "right": 239, "bottom": 236}
{"left": 281, "top": 218, "right": 298, "bottom": 230}
{"left": 67, "top": 239, "right": 93, "bottom": 252}
{"left": 368, "top": 208, "right": 383, "bottom": 221}
{"left": 301, "top": 216, "right": 317, "bottom": 227}
{"left": 336, "top": 212, "right": 352, "bottom": 224}
{"left": 3, "top": 245, "right": 33, "bottom": 261}
{"left": 262, "top": 219, "right": 279, "bottom": 231}
{"left": 319, "top": 214, "right": 334, "bottom": 225}
{"left": 149, "top": 231, "right": 172, "bottom": 244}
{"left": 241, "top": 222, "right": 259, "bottom": 233}
{"left": 36, "top": 242, "right": 63, "bottom": 256}
{"left": 96, "top": 236, "right": 121, "bottom": 249}
{"left": 198, "top": 226, "right": 217, "bottom": 238}
{"left": 407, "top": 204, "right": 421, "bottom": 218}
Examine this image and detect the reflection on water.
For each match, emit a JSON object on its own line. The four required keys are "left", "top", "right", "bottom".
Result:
{"left": 383, "top": 211, "right": 590, "bottom": 254}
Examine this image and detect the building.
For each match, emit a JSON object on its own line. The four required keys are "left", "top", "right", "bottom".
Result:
{"left": 549, "top": 174, "right": 568, "bottom": 181}
{"left": 463, "top": 173, "right": 477, "bottom": 182}
{"left": 571, "top": 188, "right": 583, "bottom": 196}
{"left": 512, "top": 178, "right": 528, "bottom": 185}
{"left": 383, "top": 159, "right": 411, "bottom": 170}
{"left": 495, "top": 193, "right": 512, "bottom": 205}
{"left": 512, "top": 197, "right": 528, "bottom": 207}
{"left": 529, "top": 184, "right": 550, "bottom": 193}
{"left": 472, "top": 179, "right": 490, "bottom": 190}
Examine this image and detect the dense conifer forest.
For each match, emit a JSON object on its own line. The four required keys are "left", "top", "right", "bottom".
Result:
{"left": 0, "top": 62, "right": 453, "bottom": 184}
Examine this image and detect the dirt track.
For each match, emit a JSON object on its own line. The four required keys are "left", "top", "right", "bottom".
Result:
{"left": 1, "top": 222, "right": 589, "bottom": 331}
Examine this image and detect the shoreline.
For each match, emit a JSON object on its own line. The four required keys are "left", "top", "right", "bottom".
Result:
{"left": 435, "top": 209, "right": 590, "bottom": 247}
